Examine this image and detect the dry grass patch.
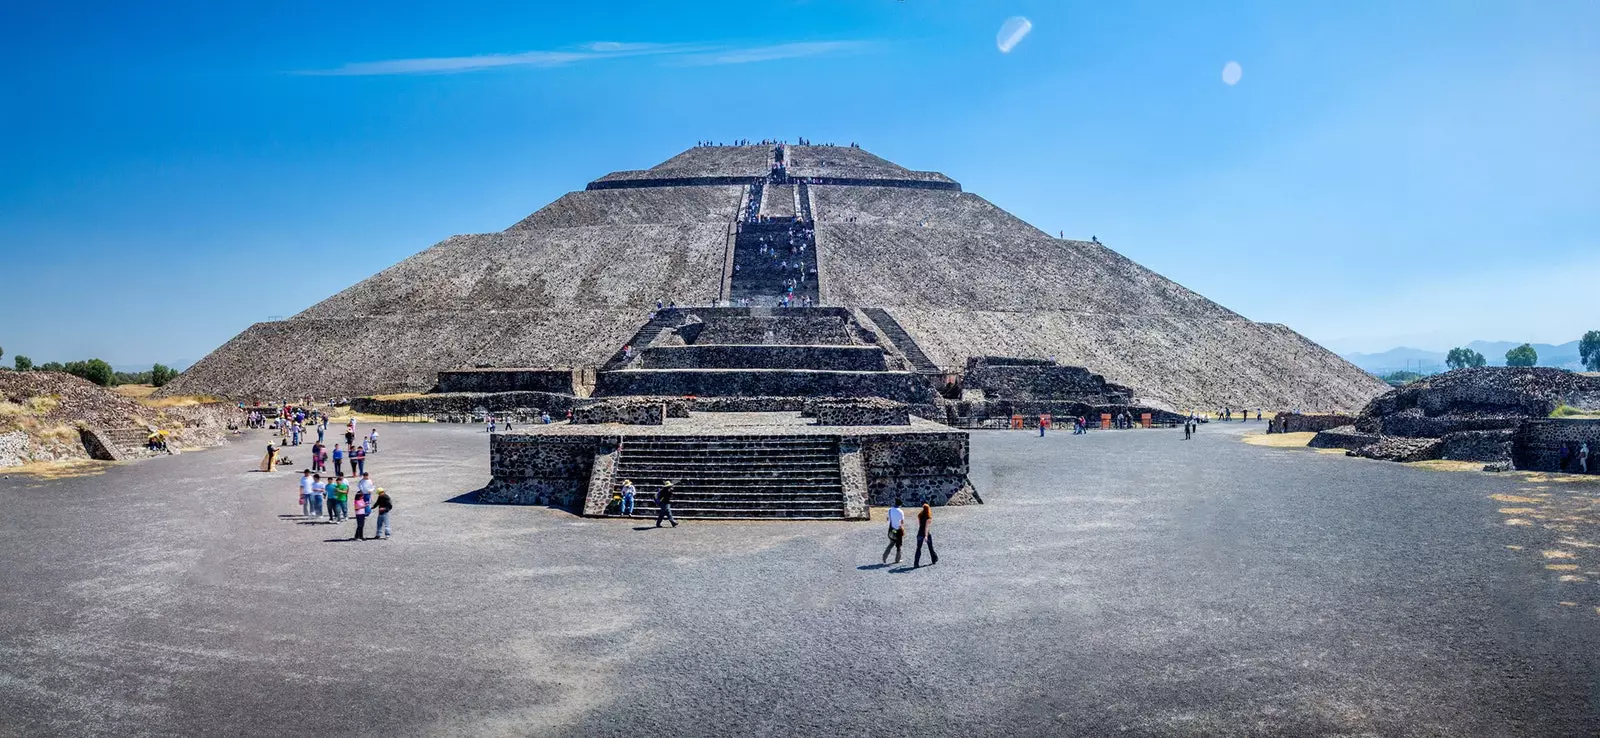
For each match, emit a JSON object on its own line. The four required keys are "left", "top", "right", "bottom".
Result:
{"left": 1241, "top": 431, "right": 1314, "bottom": 448}
{"left": 1408, "top": 459, "right": 1485, "bottom": 473}
{"left": 0, "top": 459, "right": 113, "bottom": 480}
{"left": 111, "top": 384, "right": 156, "bottom": 399}
{"left": 369, "top": 392, "right": 427, "bottom": 401}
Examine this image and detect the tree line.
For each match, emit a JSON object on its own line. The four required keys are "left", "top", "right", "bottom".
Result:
{"left": 0, "top": 345, "right": 177, "bottom": 387}
{"left": 1443, "top": 331, "right": 1600, "bottom": 371}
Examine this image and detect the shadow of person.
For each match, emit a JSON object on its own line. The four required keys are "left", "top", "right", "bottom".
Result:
{"left": 632, "top": 526, "right": 660, "bottom": 531}
{"left": 887, "top": 566, "right": 920, "bottom": 574}
{"left": 856, "top": 563, "right": 891, "bottom": 571}
{"left": 322, "top": 538, "right": 359, "bottom": 543}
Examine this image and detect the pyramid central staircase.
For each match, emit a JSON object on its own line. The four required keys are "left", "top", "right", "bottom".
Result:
{"left": 606, "top": 435, "right": 846, "bottom": 519}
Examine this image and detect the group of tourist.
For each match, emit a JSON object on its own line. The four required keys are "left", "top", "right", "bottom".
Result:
{"left": 880, "top": 498, "right": 938, "bottom": 567}
{"left": 1215, "top": 407, "right": 1263, "bottom": 422}
{"left": 1558, "top": 442, "right": 1593, "bottom": 474}
{"left": 297, "top": 468, "right": 394, "bottom": 540}
{"left": 614, "top": 478, "right": 679, "bottom": 527}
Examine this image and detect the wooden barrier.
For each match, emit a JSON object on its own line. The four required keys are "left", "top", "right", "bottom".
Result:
{"left": 1100, "top": 413, "right": 1111, "bottom": 430}
{"left": 1141, "top": 412, "right": 1152, "bottom": 428}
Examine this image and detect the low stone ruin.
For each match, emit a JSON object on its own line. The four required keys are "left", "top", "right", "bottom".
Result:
{"left": 952, "top": 356, "right": 1185, "bottom": 425}
{"left": 570, "top": 399, "right": 666, "bottom": 426}
{"left": 1268, "top": 413, "right": 1354, "bottom": 434}
{"left": 1310, "top": 368, "right": 1600, "bottom": 470}
{"left": 808, "top": 398, "right": 911, "bottom": 426}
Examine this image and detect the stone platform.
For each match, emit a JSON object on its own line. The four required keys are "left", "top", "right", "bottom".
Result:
{"left": 480, "top": 411, "right": 977, "bottom": 519}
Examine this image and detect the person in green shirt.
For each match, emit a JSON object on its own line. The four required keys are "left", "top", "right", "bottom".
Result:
{"left": 331, "top": 475, "right": 351, "bottom": 522}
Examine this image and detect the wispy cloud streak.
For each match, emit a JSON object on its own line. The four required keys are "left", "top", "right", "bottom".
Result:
{"left": 298, "top": 40, "right": 869, "bottom": 76}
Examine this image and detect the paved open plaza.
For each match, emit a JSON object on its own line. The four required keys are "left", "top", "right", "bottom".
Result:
{"left": 4, "top": 422, "right": 1599, "bottom": 736}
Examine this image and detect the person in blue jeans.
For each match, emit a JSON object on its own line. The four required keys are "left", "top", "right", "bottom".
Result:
{"left": 332, "top": 444, "right": 344, "bottom": 476}
{"left": 619, "top": 479, "right": 637, "bottom": 516}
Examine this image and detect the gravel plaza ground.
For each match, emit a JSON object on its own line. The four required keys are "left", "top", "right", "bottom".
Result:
{"left": 4, "top": 420, "right": 1600, "bottom": 737}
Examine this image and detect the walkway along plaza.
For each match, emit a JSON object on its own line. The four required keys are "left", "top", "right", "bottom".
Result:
{"left": 4, "top": 421, "right": 1600, "bottom": 736}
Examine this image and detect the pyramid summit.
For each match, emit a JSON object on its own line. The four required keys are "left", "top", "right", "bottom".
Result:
{"left": 162, "top": 142, "right": 1385, "bottom": 411}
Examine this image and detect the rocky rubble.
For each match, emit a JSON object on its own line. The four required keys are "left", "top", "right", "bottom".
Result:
{"left": 0, "top": 372, "right": 235, "bottom": 468}
{"left": 1312, "top": 368, "right": 1600, "bottom": 465}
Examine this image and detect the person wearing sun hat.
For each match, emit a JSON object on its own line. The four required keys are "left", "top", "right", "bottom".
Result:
{"left": 619, "top": 479, "right": 637, "bottom": 517}
{"left": 654, "top": 480, "right": 678, "bottom": 528}
{"left": 374, "top": 487, "right": 393, "bottom": 539}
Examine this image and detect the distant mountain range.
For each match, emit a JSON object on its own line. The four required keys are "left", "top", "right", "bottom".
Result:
{"left": 1342, "top": 340, "right": 1585, "bottom": 375}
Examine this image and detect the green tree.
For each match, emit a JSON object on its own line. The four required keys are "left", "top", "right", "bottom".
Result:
{"left": 150, "top": 363, "right": 177, "bottom": 387}
{"left": 38, "top": 361, "right": 64, "bottom": 372}
{"left": 1505, "top": 344, "right": 1538, "bottom": 367}
{"left": 13, "top": 355, "right": 32, "bottom": 371}
{"left": 1581, "top": 330, "right": 1600, "bottom": 372}
{"left": 1446, "top": 347, "right": 1487, "bottom": 370}
{"left": 63, "top": 359, "right": 115, "bottom": 386}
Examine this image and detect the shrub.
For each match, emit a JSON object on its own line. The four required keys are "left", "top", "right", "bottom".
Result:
{"left": 1505, "top": 344, "right": 1538, "bottom": 367}
{"left": 13, "top": 355, "right": 31, "bottom": 371}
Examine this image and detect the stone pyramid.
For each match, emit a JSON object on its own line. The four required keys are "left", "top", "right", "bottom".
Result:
{"left": 162, "top": 144, "right": 1386, "bottom": 411}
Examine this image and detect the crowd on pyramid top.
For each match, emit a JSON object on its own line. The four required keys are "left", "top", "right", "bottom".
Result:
{"left": 693, "top": 138, "right": 863, "bottom": 148}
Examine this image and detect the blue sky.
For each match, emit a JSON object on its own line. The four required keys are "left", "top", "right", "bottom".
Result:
{"left": 2, "top": 0, "right": 1596, "bottom": 368}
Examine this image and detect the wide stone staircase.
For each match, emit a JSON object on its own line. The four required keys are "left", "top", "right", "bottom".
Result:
{"left": 602, "top": 310, "right": 682, "bottom": 370}
{"left": 730, "top": 222, "right": 818, "bottom": 306}
{"left": 608, "top": 435, "right": 846, "bottom": 519}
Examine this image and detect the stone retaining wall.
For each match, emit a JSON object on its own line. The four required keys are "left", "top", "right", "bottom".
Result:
{"left": 479, "top": 435, "right": 600, "bottom": 508}
{"left": 641, "top": 344, "right": 886, "bottom": 371}
{"left": 963, "top": 357, "right": 1134, "bottom": 405}
{"left": 592, "top": 369, "right": 936, "bottom": 404}
{"left": 351, "top": 391, "right": 579, "bottom": 417}
{"left": 863, "top": 433, "right": 976, "bottom": 506}
{"left": 571, "top": 400, "right": 666, "bottom": 426}
{"left": 687, "top": 314, "right": 858, "bottom": 346}
{"left": 1513, "top": 419, "right": 1600, "bottom": 473}
{"left": 436, "top": 368, "right": 577, "bottom": 395}
{"left": 812, "top": 398, "right": 911, "bottom": 426}
{"left": 1269, "top": 413, "right": 1354, "bottom": 434}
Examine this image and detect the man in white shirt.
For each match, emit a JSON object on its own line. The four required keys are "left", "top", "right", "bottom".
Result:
{"left": 299, "top": 470, "right": 315, "bottom": 517}
{"left": 358, "top": 473, "right": 377, "bottom": 507}
{"left": 881, "top": 498, "right": 906, "bottom": 565}
{"left": 310, "top": 475, "right": 326, "bottom": 519}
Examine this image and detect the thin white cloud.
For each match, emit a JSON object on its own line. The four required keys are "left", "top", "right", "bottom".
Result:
{"left": 298, "top": 40, "right": 867, "bottom": 76}
{"left": 674, "top": 41, "right": 870, "bottom": 66}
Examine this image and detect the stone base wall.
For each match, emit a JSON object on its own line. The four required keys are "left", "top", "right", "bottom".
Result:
{"left": 352, "top": 391, "right": 579, "bottom": 417}
{"left": 641, "top": 344, "right": 887, "bottom": 371}
{"left": 436, "top": 368, "right": 577, "bottom": 394}
{"left": 483, "top": 434, "right": 602, "bottom": 509}
{"left": 812, "top": 398, "right": 910, "bottom": 426}
{"left": 687, "top": 312, "right": 859, "bottom": 346}
{"left": 571, "top": 400, "right": 666, "bottom": 425}
{"left": 1438, "top": 429, "right": 1516, "bottom": 463}
{"left": 963, "top": 357, "right": 1134, "bottom": 404}
{"left": 955, "top": 399, "right": 1184, "bottom": 426}
{"left": 593, "top": 369, "right": 936, "bottom": 404}
{"left": 1513, "top": 419, "right": 1600, "bottom": 473}
{"left": 863, "top": 432, "right": 976, "bottom": 506}
{"left": 1270, "top": 413, "right": 1354, "bottom": 434}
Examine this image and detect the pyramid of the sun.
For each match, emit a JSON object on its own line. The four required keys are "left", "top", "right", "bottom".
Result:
{"left": 163, "top": 144, "right": 1386, "bottom": 411}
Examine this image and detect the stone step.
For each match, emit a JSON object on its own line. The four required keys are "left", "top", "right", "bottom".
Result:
{"left": 616, "top": 454, "right": 837, "bottom": 464}
{"left": 614, "top": 469, "right": 840, "bottom": 480}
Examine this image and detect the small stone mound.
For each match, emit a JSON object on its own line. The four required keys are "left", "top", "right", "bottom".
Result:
{"left": 0, "top": 371, "right": 233, "bottom": 468}
{"left": 1308, "top": 425, "right": 1378, "bottom": 451}
{"left": 1349, "top": 436, "right": 1442, "bottom": 463}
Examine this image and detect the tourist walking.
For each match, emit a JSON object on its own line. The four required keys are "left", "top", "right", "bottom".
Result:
{"left": 330, "top": 475, "right": 349, "bottom": 522}
{"left": 1581, "top": 442, "right": 1591, "bottom": 474}
{"left": 374, "top": 488, "right": 393, "bottom": 538}
{"left": 914, "top": 503, "right": 939, "bottom": 567}
{"left": 332, "top": 444, "right": 344, "bottom": 477}
{"left": 368, "top": 429, "right": 378, "bottom": 453}
{"left": 1183, "top": 421, "right": 1192, "bottom": 440}
{"left": 358, "top": 472, "right": 376, "bottom": 510}
{"left": 352, "top": 444, "right": 366, "bottom": 475}
{"left": 351, "top": 492, "right": 369, "bottom": 540}
{"left": 882, "top": 499, "right": 906, "bottom": 564}
{"left": 620, "top": 479, "right": 637, "bottom": 516}
{"left": 310, "top": 474, "right": 326, "bottom": 519}
{"left": 299, "top": 470, "right": 315, "bottom": 516}
{"left": 654, "top": 480, "right": 678, "bottom": 527}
